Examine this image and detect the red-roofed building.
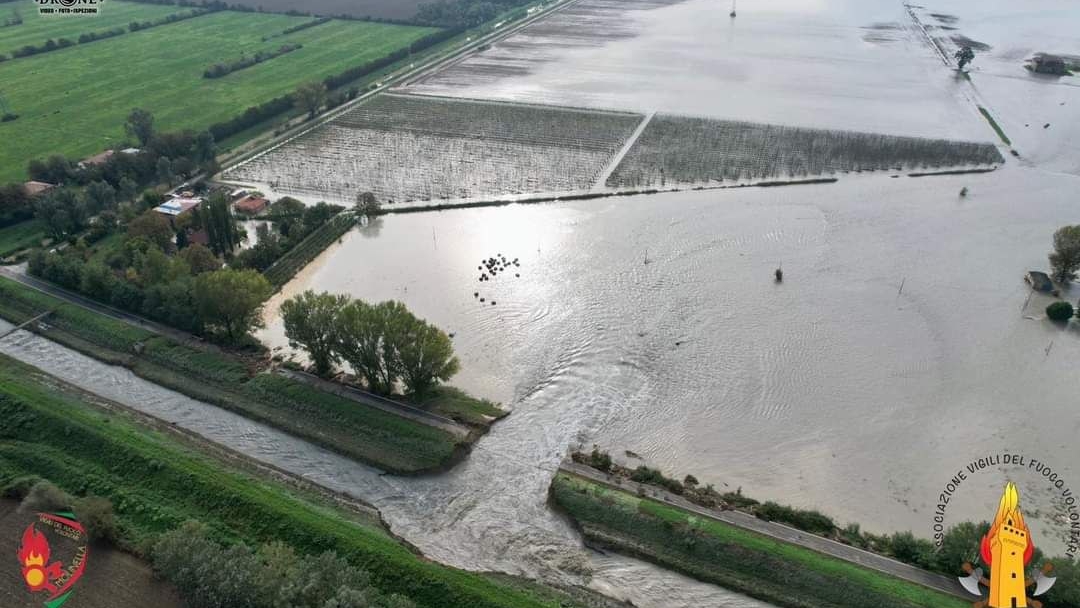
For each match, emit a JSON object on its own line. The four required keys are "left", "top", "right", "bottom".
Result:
{"left": 23, "top": 181, "right": 56, "bottom": 197}
{"left": 233, "top": 194, "right": 269, "bottom": 215}
{"left": 78, "top": 149, "right": 115, "bottom": 168}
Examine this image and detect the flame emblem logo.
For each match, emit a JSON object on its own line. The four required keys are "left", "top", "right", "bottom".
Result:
{"left": 15, "top": 513, "right": 89, "bottom": 608}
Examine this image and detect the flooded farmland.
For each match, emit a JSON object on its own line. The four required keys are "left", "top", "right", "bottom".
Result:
{"left": 247, "top": 0, "right": 1080, "bottom": 584}
{"left": 262, "top": 165, "right": 1080, "bottom": 558}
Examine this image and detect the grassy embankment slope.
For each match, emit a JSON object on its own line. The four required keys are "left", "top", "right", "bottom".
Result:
{"left": 0, "top": 276, "right": 462, "bottom": 473}
{"left": 0, "top": 355, "right": 594, "bottom": 608}
{"left": 0, "top": 7, "right": 437, "bottom": 182}
{"left": 551, "top": 473, "right": 969, "bottom": 608}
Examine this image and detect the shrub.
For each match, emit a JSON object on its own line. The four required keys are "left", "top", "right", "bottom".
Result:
{"left": 754, "top": 501, "right": 835, "bottom": 535}
{"left": 587, "top": 448, "right": 612, "bottom": 472}
{"left": 1, "top": 475, "right": 45, "bottom": 499}
{"left": 1047, "top": 301, "right": 1074, "bottom": 322}
{"left": 73, "top": 495, "right": 118, "bottom": 543}
{"left": 21, "top": 481, "right": 73, "bottom": 513}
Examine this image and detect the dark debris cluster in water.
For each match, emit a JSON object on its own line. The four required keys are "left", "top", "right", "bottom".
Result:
{"left": 474, "top": 254, "right": 521, "bottom": 306}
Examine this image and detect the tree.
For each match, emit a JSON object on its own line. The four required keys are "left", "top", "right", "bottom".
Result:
{"left": 281, "top": 290, "right": 349, "bottom": 377}
{"left": 125, "top": 108, "right": 155, "bottom": 146}
{"left": 954, "top": 46, "right": 974, "bottom": 71}
{"left": 294, "top": 81, "right": 327, "bottom": 119}
{"left": 72, "top": 496, "right": 117, "bottom": 543}
{"left": 156, "top": 156, "right": 174, "bottom": 185}
{"left": 34, "top": 188, "right": 85, "bottom": 240}
{"left": 335, "top": 299, "right": 398, "bottom": 394}
{"left": 118, "top": 176, "right": 138, "bottom": 203}
{"left": 1049, "top": 225, "right": 1080, "bottom": 284}
{"left": 1047, "top": 301, "right": 1074, "bottom": 322}
{"left": 179, "top": 243, "right": 220, "bottom": 275}
{"left": 355, "top": 192, "right": 380, "bottom": 216}
{"left": 85, "top": 180, "right": 116, "bottom": 212}
{"left": 395, "top": 310, "right": 459, "bottom": 395}
{"left": 0, "top": 183, "right": 32, "bottom": 225}
{"left": 194, "top": 268, "right": 271, "bottom": 343}
{"left": 127, "top": 211, "right": 174, "bottom": 251}
{"left": 202, "top": 193, "right": 241, "bottom": 256}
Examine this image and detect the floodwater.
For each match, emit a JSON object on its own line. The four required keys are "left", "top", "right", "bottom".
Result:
{"left": 0, "top": 319, "right": 772, "bottom": 608}
{"left": 402, "top": 0, "right": 989, "bottom": 140}
{"left": 262, "top": 165, "right": 1080, "bottom": 556}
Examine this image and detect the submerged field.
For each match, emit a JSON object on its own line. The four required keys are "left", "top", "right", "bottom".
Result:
{"left": 224, "top": 93, "right": 644, "bottom": 203}
{"left": 0, "top": 9, "right": 436, "bottom": 182}
{"left": 606, "top": 115, "right": 1003, "bottom": 188}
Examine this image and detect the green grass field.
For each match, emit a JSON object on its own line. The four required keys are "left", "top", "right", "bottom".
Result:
{"left": 0, "top": 1, "right": 182, "bottom": 53}
{"left": 0, "top": 219, "right": 44, "bottom": 256}
{"left": 552, "top": 473, "right": 968, "bottom": 608}
{"left": 0, "top": 7, "right": 437, "bottom": 182}
{"left": 0, "top": 355, "right": 586, "bottom": 608}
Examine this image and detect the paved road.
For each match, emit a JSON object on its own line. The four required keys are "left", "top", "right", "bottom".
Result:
{"left": 560, "top": 462, "right": 970, "bottom": 601}
{"left": 276, "top": 368, "right": 472, "bottom": 439}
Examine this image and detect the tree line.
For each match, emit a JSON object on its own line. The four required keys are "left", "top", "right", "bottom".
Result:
{"left": 282, "top": 291, "right": 459, "bottom": 395}
{"left": 415, "top": 0, "right": 532, "bottom": 28}
{"left": 204, "top": 43, "right": 303, "bottom": 79}
{"left": 1, "top": 8, "right": 206, "bottom": 62}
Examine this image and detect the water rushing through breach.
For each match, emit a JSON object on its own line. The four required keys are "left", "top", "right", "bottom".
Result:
{"left": 0, "top": 320, "right": 772, "bottom": 607}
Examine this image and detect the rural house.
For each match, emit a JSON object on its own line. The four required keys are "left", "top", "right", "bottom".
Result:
{"left": 78, "top": 149, "right": 115, "bottom": 168}
{"left": 153, "top": 197, "right": 203, "bottom": 224}
{"left": 1033, "top": 54, "right": 1068, "bottom": 75}
{"left": 232, "top": 194, "right": 269, "bottom": 215}
{"left": 22, "top": 181, "right": 55, "bottom": 197}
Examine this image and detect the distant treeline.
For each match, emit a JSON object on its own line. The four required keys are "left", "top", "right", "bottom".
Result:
{"left": 123, "top": 0, "right": 423, "bottom": 26}
{"left": 415, "top": 0, "right": 534, "bottom": 28}
{"left": 208, "top": 27, "right": 461, "bottom": 142}
{"left": 204, "top": 43, "right": 303, "bottom": 79}
{"left": 1, "top": 9, "right": 207, "bottom": 62}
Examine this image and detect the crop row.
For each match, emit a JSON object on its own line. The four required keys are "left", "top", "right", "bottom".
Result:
{"left": 264, "top": 212, "right": 356, "bottom": 287}
{"left": 225, "top": 94, "right": 642, "bottom": 203}
{"left": 607, "top": 115, "right": 1005, "bottom": 188}
{"left": 335, "top": 94, "right": 642, "bottom": 151}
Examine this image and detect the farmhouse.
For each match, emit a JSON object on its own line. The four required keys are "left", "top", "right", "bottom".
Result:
{"left": 78, "top": 149, "right": 115, "bottom": 168}
{"left": 1033, "top": 55, "right": 1068, "bottom": 75}
{"left": 153, "top": 197, "right": 203, "bottom": 222}
{"left": 22, "top": 181, "right": 55, "bottom": 197}
{"left": 232, "top": 194, "right": 269, "bottom": 215}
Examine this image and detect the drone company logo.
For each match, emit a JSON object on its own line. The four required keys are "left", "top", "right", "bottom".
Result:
{"left": 16, "top": 512, "right": 89, "bottom": 608}
{"left": 35, "top": 0, "right": 102, "bottom": 17}
{"left": 957, "top": 483, "right": 1056, "bottom": 608}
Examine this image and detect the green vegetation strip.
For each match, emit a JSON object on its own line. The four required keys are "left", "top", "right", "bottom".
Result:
{"left": 0, "top": 219, "right": 45, "bottom": 257}
{"left": 977, "top": 106, "right": 1012, "bottom": 146}
{"left": 0, "top": 1, "right": 180, "bottom": 53}
{"left": 0, "top": 355, "right": 578, "bottom": 608}
{"left": 0, "top": 276, "right": 460, "bottom": 473}
{"left": 551, "top": 474, "right": 968, "bottom": 608}
{"left": 264, "top": 212, "right": 356, "bottom": 287}
{"left": 0, "top": 11, "right": 437, "bottom": 182}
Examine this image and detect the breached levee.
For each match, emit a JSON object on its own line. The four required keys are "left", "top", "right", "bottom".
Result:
{"left": 605, "top": 114, "right": 1004, "bottom": 189}
{"left": 222, "top": 93, "right": 644, "bottom": 204}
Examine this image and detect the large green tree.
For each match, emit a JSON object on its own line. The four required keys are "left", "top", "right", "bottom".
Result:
{"left": 125, "top": 108, "right": 155, "bottom": 147}
{"left": 335, "top": 299, "right": 400, "bottom": 394}
{"left": 396, "top": 315, "right": 459, "bottom": 395}
{"left": 202, "top": 193, "right": 242, "bottom": 256}
{"left": 1049, "top": 225, "right": 1080, "bottom": 284}
{"left": 194, "top": 268, "right": 271, "bottom": 343}
{"left": 127, "top": 211, "right": 175, "bottom": 251}
{"left": 281, "top": 290, "right": 349, "bottom": 377}
{"left": 294, "top": 81, "right": 327, "bottom": 119}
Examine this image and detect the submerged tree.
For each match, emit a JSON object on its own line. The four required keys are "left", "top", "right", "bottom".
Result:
{"left": 395, "top": 315, "right": 459, "bottom": 395}
{"left": 1049, "top": 225, "right": 1080, "bottom": 284}
{"left": 954, "top": 46, "right": 975, "bottom": 71}
{"left": 281, "top": 290, "right": 349, "bottom": 377}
